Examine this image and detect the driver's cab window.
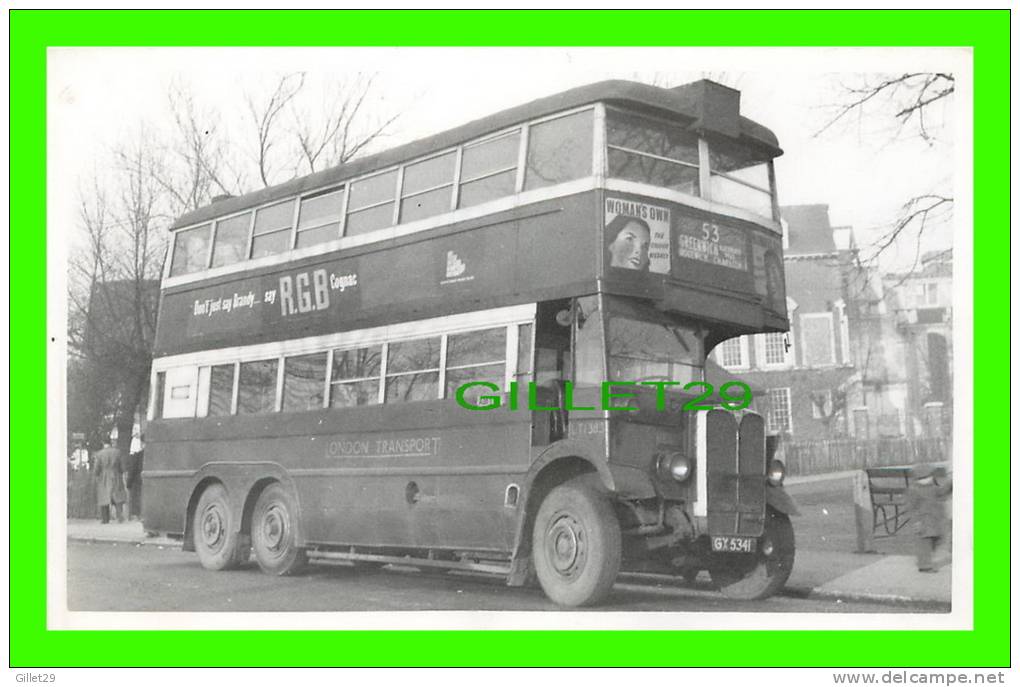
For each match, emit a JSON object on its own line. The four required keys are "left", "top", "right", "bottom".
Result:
{"left": 573, "top": 295, "right": 605, "bottom": 387}
{"left": 533, "top": 300, "right": 571, "bottom": 387}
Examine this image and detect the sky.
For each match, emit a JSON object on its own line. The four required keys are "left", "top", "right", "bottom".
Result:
{"left": 48, "top": 46, "right": 969, "bottom": 270}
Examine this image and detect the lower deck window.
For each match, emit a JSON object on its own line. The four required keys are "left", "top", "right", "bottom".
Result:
{"left": 385, "top": 337, "right": 440, "bottom": 403}
{"left": 237, "top": 359, "right": 279, "bottom": 415}
{"left": 330, "top": 345, "right": 382, "bottom": 408}
{"left": 444, "top": 327, "right": 506, "bottom": 402}
{"left": 208, "top": 364, "right": 235, "bottom": 416}
{"left": 283, "top": 352, "right": 328, "bottom": 412}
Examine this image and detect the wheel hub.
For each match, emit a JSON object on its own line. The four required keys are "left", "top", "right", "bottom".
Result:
{"left": 200, "top": 506, "right": 224, "bottom": 549}
{"left": 261, "top": 505, "right": 287, "bottom": 553}
{"left": 546, "top": 514, "right": 586, "bottom": 577}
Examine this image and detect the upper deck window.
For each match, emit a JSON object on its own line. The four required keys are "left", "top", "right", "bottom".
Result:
{"left": 459, "top": 131, "right": 520, "bottom": 209}
{"left": 211, "top": 212, "right": 252, "bottom": 268}
{"left": 251, "top": 200, "right": 296, "bottom": 259}
{"left": 400, "top": 151, "right": 456, "bottom": 223}
{"left": 708, "top": 138, "right": 773, "bottom": 220}
{"left": 346, "top": 169, "right": 398, "bottom": 236}
{"left": 170, "top": 223, "right": 212, "bottom": 277}
{"left": 296, "top": 188, "right": 344, "bottom": 249}
{"left": 606, "top": 110, "right": 700, "bottom": 195}
{"left": 524, "top": 110, "right": 593, "bottom": 191}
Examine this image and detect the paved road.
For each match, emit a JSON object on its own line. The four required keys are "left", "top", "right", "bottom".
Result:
{"left": 67, "top": 541, "right": 930, "bottom": 613}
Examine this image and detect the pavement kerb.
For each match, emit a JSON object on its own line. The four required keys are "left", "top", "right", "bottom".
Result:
{"left": 780, "top": 583, "right": 950, "bottom": 609}
{"left": 69, "top": 535, "right": 182, "bottom": 548}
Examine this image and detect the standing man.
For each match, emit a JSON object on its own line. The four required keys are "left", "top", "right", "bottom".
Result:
{"left": 125, "top": 436, "right": 144, "bottom": 521}
{"left": 94, "top": 437, "right": 127, "bottom": 524}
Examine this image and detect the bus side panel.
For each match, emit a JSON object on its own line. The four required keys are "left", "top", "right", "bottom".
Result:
{"left": 146, "top": 404, "right": 532, "bottom": 553}
{"left": 140, "top": 468, "right": 190, "bottom": 537}
{"left": 154, "top": 191, "right": 601, "bottom": 358}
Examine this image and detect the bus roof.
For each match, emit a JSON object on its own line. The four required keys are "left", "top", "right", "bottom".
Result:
{"left": 172, "top": 79, "right": 782, "bottom": 231}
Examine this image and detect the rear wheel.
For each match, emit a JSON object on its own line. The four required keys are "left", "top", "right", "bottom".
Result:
{"left": 193, "top": 483, "right": 247, "bottom": 570}
{"left": 532, "top": 475, "right": 621, "bottom": 607}
{"left": 251, "top": 483, "right": 307, "bottom": 576}
{"left": 709, "top": 508, "right": 795, "bottom": 600}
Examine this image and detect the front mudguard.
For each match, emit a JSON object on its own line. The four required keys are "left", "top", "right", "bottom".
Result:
{"left": 766, "top": 484, "right": 799, "bottom": 516}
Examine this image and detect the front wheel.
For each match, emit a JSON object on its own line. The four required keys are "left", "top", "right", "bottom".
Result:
{"left": 532, "top": 475, "right": 622, "bottom": 607}
{"left": 251, "top": 483, "right": 307, "bottom": 576}
{"left": 709, "top": 508, "right": 795, "bottom": 600}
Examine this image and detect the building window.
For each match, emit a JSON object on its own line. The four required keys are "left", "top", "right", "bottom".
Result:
{"left": 810, "top": 390, "right": 833, "bottom": 419}
{"left": 922, "top": 282, "right": 939, "bottom": 306}
{"left": 606, "top": 109, "right": 700, "bottom": 195}
{"left": 400, "top": 151, "right": 456, "bottom": 223}
{"left": 759, "top": 331, "right": 792, "bottom": 368}
{"left": 330, "top": 345, "right": 382, "bottom": 408}
{"left": 800, "top": 313, "right": 836, "bottom": 367}
{"left": 716, "top": 336, "right": 748, "bottom": 369}
{"left": 237, "top": 359, "right": 279, "bottom": 415}
{"left": 251, "top": 200, "right": 295, "bottom": 259}
{"left": 524, "top": 110, "right": 594, "bottom": 191}
{"left": 169, "top": 224, "right": 212, "bottom": 277}
{"left": 282, "top": 352, "right": 328, "bottom": 412}
{"left": 853, "top": 408, "right": 869, "bottom": 439}
{"left": 385, "top": 336, "right": 441, "bottom": 403}
{"left": 765, "top": 388, "right": 792, "bottom": 434}
{"left": 210, "top": 213, "right": 252, "bottom": 268}
{"left": 296, "top": 188, "right": 344, "bottom": 249}
{"left": 458, "top": 131, "right": 520, "bottom": 208}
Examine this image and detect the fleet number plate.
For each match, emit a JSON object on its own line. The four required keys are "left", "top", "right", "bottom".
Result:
{"left": 711, "top": 536, "right": 757, "bottom": 554}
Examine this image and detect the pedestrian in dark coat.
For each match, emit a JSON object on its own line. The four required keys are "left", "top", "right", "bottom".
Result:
{"left": 94, "top": 439, "right": 127, "bottom": 524}
{"left": 125, "top": 448, "right": 144, "bottom": 520}
{"left": 907, "top": 464, "right": 952, "bottom": 572}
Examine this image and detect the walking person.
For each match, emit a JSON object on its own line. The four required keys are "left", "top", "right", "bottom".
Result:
{"left": 94, "top": 437, "right": 128, "bottom": 524}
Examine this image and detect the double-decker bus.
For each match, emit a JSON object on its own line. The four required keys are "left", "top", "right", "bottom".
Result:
{"left": 146, "top": 79, "right": 796, "bottom": 607}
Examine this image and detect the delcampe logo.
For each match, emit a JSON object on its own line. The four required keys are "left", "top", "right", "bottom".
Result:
{"left": 441, "top": 250, "right": 474, "bottom": 285}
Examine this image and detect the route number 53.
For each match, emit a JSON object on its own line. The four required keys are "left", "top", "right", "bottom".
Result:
{"left": 701, "top": 222, "right": 720, "bottom": 243}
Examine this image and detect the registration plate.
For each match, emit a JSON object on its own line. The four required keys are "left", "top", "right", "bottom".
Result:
{"left": 711, "top": 535, "right": 757, "bottom": 554}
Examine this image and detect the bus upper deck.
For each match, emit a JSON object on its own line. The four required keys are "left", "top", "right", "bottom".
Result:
{"left": 155, "top": 79, "right": 786, "bottom": 360}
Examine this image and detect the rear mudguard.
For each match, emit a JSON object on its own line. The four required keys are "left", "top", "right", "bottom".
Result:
{"left": 766, "top": 484, "right": 799, "bottom": 516}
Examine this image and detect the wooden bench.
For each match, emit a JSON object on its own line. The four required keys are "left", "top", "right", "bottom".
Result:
{"left": 864, "top": 467, "right": 912, "bottom": 536}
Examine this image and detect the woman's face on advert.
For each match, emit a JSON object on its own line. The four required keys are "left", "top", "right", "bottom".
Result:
{"left": 609, "top": 220, "right": 650, "bottom": 271}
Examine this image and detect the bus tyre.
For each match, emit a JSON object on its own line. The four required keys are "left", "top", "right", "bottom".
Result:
{"left": 709, "top": 508, "right": 795, "bottom": 600}
{"left": 194, "top": 483, "right": 247, "bottom": 571}
{"left": 251, "top": 483, "right": 307, "bottom": 576}
{"left": 532, "top": 475, "right": 621, "bottom": 607}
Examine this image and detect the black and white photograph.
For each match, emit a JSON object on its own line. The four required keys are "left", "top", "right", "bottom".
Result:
{"left": 49, "top": 46, "right": 972, "bottom": 630}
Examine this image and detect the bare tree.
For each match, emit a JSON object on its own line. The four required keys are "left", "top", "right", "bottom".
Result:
{"left": 289, "top": 73, "right": 400, "bottom": 174}
{"left": 69, "top": 73, "right": 403, "bottom": 453}
{"left": 242, "top": 72, "right": 401, "bottom": 186}
{"left": 69, "top": 136, "right": 164, "bottom": 455}
{"left": 815, "top": 73, "right": 955, "bottom": 272}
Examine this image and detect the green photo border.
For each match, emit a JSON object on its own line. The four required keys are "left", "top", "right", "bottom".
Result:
{"left": 11, "top": 9, "right": 1009, "bottom": 667}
